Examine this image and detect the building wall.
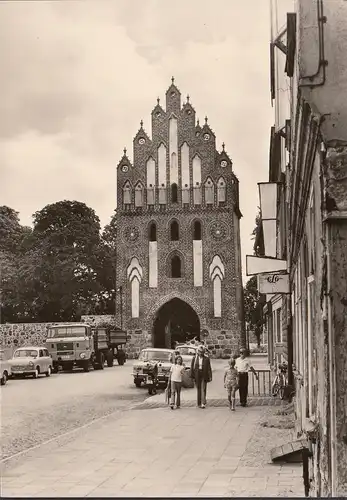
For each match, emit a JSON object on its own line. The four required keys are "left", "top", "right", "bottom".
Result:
{"left": 267, "top": 1, "right": 347, "bottom": 495}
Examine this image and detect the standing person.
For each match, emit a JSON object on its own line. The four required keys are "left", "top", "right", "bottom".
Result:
{"left": 190, "top": 346, "right": 212, "bottom": 409}
{"left": 169, "top": 355, "right": 185, "bottom": 410}
{"left": 235, "top": 347, "right": 258, "bottom": 407}
{"left": 224, "top": 358, "right": 239, "bottom": 411}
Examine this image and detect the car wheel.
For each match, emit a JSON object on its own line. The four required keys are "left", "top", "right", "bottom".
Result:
{"left": 134, "top": 380, "right": 141, "bottom": 388}
{"left": 1, "top": 371, "right": 7, "bottom": 386}
{"left": 33, "top": 368, "right": 39, "bottom": 379}
{"left": 46, "top": 366, "right": 51, "bottom": 377}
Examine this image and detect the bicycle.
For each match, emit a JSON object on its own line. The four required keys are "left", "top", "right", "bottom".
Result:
{"left": 271, "top": 362, "right": 288, "bottom": 399}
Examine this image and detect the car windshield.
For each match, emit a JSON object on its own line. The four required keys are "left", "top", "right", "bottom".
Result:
{"left": 14, "top": 349, "right": 38, "bottom": 358}
{"left": 47, "top": 326, "right": 87, "bottom": 338}
{"left": 139, "top": 350, "right": 172, "bottom": 362}
{"left": 176, "top": 346, "right": 197, "bottom": 356}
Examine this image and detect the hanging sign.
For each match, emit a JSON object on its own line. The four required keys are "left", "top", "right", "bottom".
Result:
{"left": 246, "top": 255, "right": 287, "bottom": 276}
{"left": 258, "top": 272, "right": 290, "bottom": 294}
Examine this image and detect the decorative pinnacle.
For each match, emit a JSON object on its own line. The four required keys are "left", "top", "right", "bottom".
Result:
{"left": 157, "top": 97, "right": 160, "bottom": 104}
{"left": 197, "top": 119, "right": 200, "bottom": 126}
{"left": 140, "top": 119, "right": 143, "bottom": 127}
{"left": 123, "top": 147, "right": 127, "bottom": 155}
{"left": 205, "top": 116, "right": 208, "bottom": 124}
{"left": 171, "top": 76, "right": 175, "bottom": 84}
{"left": 187, "top": 94, "right": 190, "bottom": 103}
{"left": 222, "top": 142, "right": 225, "bottom": 151}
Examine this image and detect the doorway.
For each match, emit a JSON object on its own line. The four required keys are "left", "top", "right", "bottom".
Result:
{"left": 152, "top": 298, "right": 200, "bottom": 348}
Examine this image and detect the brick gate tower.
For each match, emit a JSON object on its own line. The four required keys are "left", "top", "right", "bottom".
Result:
{"left": 115, "top": 79, "right": 244, "bottom": 358}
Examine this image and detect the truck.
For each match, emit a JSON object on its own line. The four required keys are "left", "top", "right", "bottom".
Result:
{"left": 45, "top": 323, "right": 127, "bottom": 373}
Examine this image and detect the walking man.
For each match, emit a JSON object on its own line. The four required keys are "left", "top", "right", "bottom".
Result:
{"left": 190, "top": 345, "right": 212, "bottom": 408}
{"left": 235, "top": 348, "right": 258, "bottom": 407}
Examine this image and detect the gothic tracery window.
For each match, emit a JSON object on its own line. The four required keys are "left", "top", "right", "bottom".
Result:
{"left": 193, "top": 220, "right": 202, "bottom": 240}
{"left": 171, "top": 183, "right": 178, "bottom": 203}
{"left": 171, "top": 255, "right": 182, "bottom": 278}
{"left": 170, "top": 220, "right": 179, "bottom": 241}
{"left": 149, "top": 222, "right": 157, "bottom": 242}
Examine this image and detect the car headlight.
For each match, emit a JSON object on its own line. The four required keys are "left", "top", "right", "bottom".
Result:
{"left": 29, "top": 361, "right": 34, "bottom": 367}
{"left": 79, "top": 352, "right": 86, "bottom": 359}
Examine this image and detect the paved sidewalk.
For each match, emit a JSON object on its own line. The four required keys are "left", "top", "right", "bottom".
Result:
{"left": 1, "top": 358, "right": 304, "bottom": 498}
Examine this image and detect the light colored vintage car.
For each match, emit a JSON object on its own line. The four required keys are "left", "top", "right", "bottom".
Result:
{"left": 0, "top": 349, "right": 11, "bottom": 386}
{"left": 9, "top": 346, "right": 53, "bottom": 379}
{"left": 133, "top": 348, "right": 174, "bottom": 388}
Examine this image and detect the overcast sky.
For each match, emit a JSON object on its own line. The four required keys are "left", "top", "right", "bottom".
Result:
{"left": 0, "top": 0, "right": 273, "bottom": 281}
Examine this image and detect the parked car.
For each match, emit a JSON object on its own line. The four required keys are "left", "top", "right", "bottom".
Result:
{"left": 175, "top": 344, "right": 198, "bottom": 365}
{"left": 9, "top": 347, "right": 53, "bottom": 379}
{"left": 0, "top": 349, "right": 11, "bottom": 386}
{"left": 133, "top": 348, "right": 174, "bottom": 388}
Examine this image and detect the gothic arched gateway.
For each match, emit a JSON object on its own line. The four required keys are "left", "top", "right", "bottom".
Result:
{"left": 152, "top": 298, "right": 200, "bottom": 348}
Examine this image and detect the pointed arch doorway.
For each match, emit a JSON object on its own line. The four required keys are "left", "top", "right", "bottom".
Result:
{"left": 152, "top": 298, "right": 200, "bottom": 348}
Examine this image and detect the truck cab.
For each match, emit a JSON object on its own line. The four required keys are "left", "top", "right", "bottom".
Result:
{"left": 46, "top": 323, "right": 97, "bottom": 372}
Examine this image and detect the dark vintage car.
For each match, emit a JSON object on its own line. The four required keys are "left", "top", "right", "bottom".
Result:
{"left": 132, "top": 348, "right": 174, "bottom": 388}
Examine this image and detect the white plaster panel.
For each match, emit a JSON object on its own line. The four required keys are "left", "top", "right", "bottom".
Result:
{"left": 193, "top": 240, "right": 203, "bottom": 287}
{"left": 192, "top": 155, "right": 201, "bottom": 186}
{"left": 158, "top": 143, "right": 167, "bottom": 187}
{"left": 181, "top": 142, "right": 190, "bottom": 188}
{"left": 131, "top": 277, "right": 140, "bottom": 318}
{"left": 146, "top": 158, "right": 155, "bottom": 187}
{"left": 213, "top": 276, "right": 222, "bottom": 318}
{"left": 149, "top": 241, "right": 158, "bottom": 288}
{"left": 169, "top": 116, "right": 178, "bottom": 185}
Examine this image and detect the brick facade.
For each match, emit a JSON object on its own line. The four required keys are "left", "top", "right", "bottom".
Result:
{"left": 115, "top": 80, "right": 245, "bottom": 358}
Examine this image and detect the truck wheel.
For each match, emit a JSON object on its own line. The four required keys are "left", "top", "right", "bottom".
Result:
{"left": 53, "top": 365, "right": 59, "bottom": 373}
{"left": 83, "top": 361, "right": 90, "bottom": 372}
{"left": 107, "top": 353, "right": 113, "bottom": 367}
{"left": 99, "top": 353, "right": 105, "bottom": 370}
{"left": 134, "top": 379, "right": 141, "bottom": 388}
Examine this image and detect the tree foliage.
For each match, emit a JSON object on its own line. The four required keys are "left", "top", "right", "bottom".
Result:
{"left": 1, "top": 202, "right": 118, "bottom": 323}
{"left": 0, "top": 206, "right": 33, "bottom": 322}
{"left": 243, "top": 210, "right": 266, "bottom": 345}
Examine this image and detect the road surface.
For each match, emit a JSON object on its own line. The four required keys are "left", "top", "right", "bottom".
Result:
{"left": 0, "top": 361, "right": 147, "bottom": 461}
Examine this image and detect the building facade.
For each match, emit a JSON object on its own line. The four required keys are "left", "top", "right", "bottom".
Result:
{"left": 257, "top": 0, "right": 347, "bottom": 496}
{"left": 115, "top": 80, "right": 244, "bottom": 358}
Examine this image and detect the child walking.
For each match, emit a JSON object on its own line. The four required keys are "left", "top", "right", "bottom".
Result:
{"left": 169, "top": 355, "right": 185, "bottom": 409}
{"left": 224, "top": 358, "right": 239, "bottom": 411}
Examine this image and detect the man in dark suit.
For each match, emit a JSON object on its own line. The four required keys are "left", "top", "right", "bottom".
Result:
{"left": 190, "top": 345, "right": 212, "bottom": 408}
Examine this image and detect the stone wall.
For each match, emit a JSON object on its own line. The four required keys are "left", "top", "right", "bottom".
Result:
{"left": 0, "top": 315, "right": 119, "bottom": 353}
